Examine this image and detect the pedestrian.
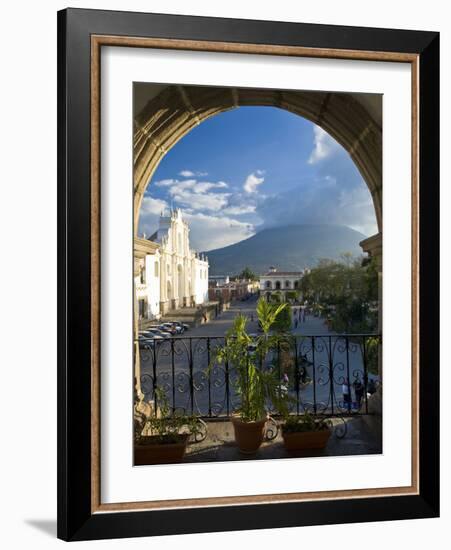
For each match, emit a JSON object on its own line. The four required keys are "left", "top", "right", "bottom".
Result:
{"left": 295, "top": 319, "right": 298, "bottom": 329}
{"left": 353, "top": 379, "right": 364, "bottom": 409}
{"left": 251, "top": 313, "right": 254, "bottom": 322}
{"left": 300, "top": 366, "right": 307, "bottom": 384}
{"left": 342, "top": 378, "right": 351, "bottom": 409}
{"left": 368, "top": 379, "right": 377, "bottom": 395}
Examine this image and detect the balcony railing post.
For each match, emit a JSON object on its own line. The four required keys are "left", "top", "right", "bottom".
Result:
{"left": 152, "top": 341, "right": 158, "bottom": 412}
{"left": 345, "top": 336, "right": 351, "bottom": 413}
{"left": 207, "top": 337, "right": 212, "bottom": 417}
{"left": 171, "top": 338, "right": 175, "bottom": 413}
{"left": 225, "top": 337, "right": 230, "bottom": 417}
{"left": 277, "top": 340, "right": 281, "bottom": 415}
{"left": 363, "top": 336, "right": 369, "bottom": 414}
{"left": 189, "top": 338, "right": 194, "bottom": 415}
{"left": 294, "top": 337, "right": 300, "bottom": 415}
{"left": 329, "top": 336, "right": 334, "bottom": 416}
{"left": 311, "top": 336, "right": 317, "bottom": 414}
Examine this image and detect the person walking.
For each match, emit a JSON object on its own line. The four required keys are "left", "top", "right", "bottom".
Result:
{"left": 342, "top": 378, "right": 351, "bottom": 409}
{"left": 368, "top": 378, "right": 377, "bottom": 395}
{"left": 353, "top": 379, "right": 364, "bottom": 409}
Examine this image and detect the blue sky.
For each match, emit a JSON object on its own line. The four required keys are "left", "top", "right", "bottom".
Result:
{"left": 138, "top": 106, "right": 377, "bottom": 252}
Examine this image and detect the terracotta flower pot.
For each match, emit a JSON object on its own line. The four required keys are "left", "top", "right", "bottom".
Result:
{"left": 134, "top": 433, "right": 189, "bottom": 465}
{"left": 282, "top": 428, "right": 331, "bottom": 452}
{"left": 231, "top": 416, "right": 267, "bottom": 454}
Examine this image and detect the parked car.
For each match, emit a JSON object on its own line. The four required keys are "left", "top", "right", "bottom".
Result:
{"left": 140, "top": 330, "right": 164, "bottom": 340}
{"left": 162, "top": 322, "right": 184, "bottom": 334}
{"left": 176, "top": 321, "right": 190, "bottom": 332}
{"left": 160, "top": 323, "right": 179, "bottom": 335}
{"left": 146, "top": 327, "right": 171, "bottom": 339}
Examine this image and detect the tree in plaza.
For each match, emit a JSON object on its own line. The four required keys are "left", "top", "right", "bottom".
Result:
{"left": 270, "top": 291, "right": 283, "bottom": 303}
{"left": 238, "top": 266, "right": 258, "bottom": 281}
{"left": 285, "top": 290, "right": 299, "bottom": 303}
{"left": 299, "top": 254, "right": 378, "bottom": 333}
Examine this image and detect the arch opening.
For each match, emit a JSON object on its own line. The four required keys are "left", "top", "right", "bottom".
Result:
{"left": 134, "top": 84, "right": 382, "bottom": 237}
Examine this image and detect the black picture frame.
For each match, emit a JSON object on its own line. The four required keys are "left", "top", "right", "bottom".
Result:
{"left": 57, "top": 8, "right": 439, "bottom": 541}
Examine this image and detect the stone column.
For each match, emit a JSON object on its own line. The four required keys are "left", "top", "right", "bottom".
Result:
{"left": 360, "top": 232, "right": 382, "bottom": 416}
{"left": 133, "top": 257, "right": 143, "bottom": 400}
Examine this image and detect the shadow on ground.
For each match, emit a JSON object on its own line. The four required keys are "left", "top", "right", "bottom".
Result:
{"left": 184, "top": 416, "right": 382, "bottom": 463}
{"left": 25, "top": 519, "right": 57, "bottom": 537}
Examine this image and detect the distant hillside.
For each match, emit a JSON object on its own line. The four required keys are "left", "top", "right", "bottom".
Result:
{"left": 205, "top": 224, "right": 366, "bottom": 276}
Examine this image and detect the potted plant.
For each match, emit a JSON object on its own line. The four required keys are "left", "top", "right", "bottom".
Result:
{"left": 281, "top": 411, "right": 332, "bottom": 453}
{"left": 134, "top": 387, "right": 200, "bottom": 465}
{"left": 214, "top": 298, "right": 291, "bottom": 454}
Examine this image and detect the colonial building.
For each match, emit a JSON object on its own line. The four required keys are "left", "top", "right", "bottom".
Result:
{"left": 208, "top": 275, "right": 230, "bottom": 286}
{"left": 134, "top": 209, "right": 209, "bottom": 321}
{"left": 259, "top": 266, "right": 308, "bottom": 302}
{"left": 208, "top": 278, "right": 259, "bottom": 305}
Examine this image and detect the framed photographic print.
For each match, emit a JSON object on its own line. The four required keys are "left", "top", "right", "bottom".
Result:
{"left": 57, "top": 8, "right": 440, "bottom": 541}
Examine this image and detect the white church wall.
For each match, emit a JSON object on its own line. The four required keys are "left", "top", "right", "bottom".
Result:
{"left": 194, "top": 261, "right": 209, "bottom": 305}
{"left": 144, "top": 252, "right": 161, "bottom": 319}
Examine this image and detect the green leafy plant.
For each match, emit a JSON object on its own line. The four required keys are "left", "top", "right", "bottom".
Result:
{"left": 282, "top": 411, "right": 331, "bottom": 434}
{"left": 272, "top": 303, "right": 292, "bottom": 332}
{"left": 134, "top": 387, "right": 200, "bottom": 445}
{"left": 213, "top": 298, "right": 292, "bottom": 422}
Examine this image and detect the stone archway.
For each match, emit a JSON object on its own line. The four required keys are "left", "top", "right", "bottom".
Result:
{"left": 133, "top": 84, "right": 384, "bottom": 413}
{"left": 133, "top": 85, "right": 382, "bottom": 236}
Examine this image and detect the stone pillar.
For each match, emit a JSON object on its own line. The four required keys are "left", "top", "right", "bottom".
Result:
{"left": 360, "top": 232, "right": 382, "bottom": 416}
{"left": 133, "top": 258, "right": 143, "bottom": 400}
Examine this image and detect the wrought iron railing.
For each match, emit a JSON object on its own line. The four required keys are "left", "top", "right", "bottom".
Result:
{"left": 138, "top": 334, "right": 380, "bottom": 419}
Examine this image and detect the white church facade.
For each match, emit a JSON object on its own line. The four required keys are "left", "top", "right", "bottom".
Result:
{"left": 134, "top": 209, "right": 209, "bottom": 321}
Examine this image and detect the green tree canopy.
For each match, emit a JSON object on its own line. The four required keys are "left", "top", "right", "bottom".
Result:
{"left": 300, "top": 254, "right": 378, "bottom": 333}
{"left": 238, "top": 266, "right": 258, "bottom": 281}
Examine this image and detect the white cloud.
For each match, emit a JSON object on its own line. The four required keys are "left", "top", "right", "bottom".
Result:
{"left": 257, "top": 178, "right": 377, "bottom": 237}
{"left": 308, "top": 126, "right": 340, "bottom": 165}
{"left": 243, "top": 171, "right": 265, "bottom": 193}
{"left": 156, "top": 178, "right": 228, "bottom": 195}
{"left": 171, "top": 189, "right": 230, "bottom": 212}
{"left": 178, "top": 170, "right": 208, "bottom": 177}
{"left": 154, "top": 178, "right": 177, "bottom": 187}
{"left": 165, "top": 179, "right": 196, "bottom": 193}
{"left": 192, "top": 181, "right": 228, "bottom": 193}
{"left": 140, "top": 196, "right": 169, "bottom": 215}
{"left": 138, "top": 196, "right": 169, "bottom": 237}
{"left": 183, "top": 212, "right": 255, "bottom": 251}
{"left": 154, "top": 178, "right": 231, "bottom": 211}
{"left": 223, "top": 204, "right": 256, "bottom": 215}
